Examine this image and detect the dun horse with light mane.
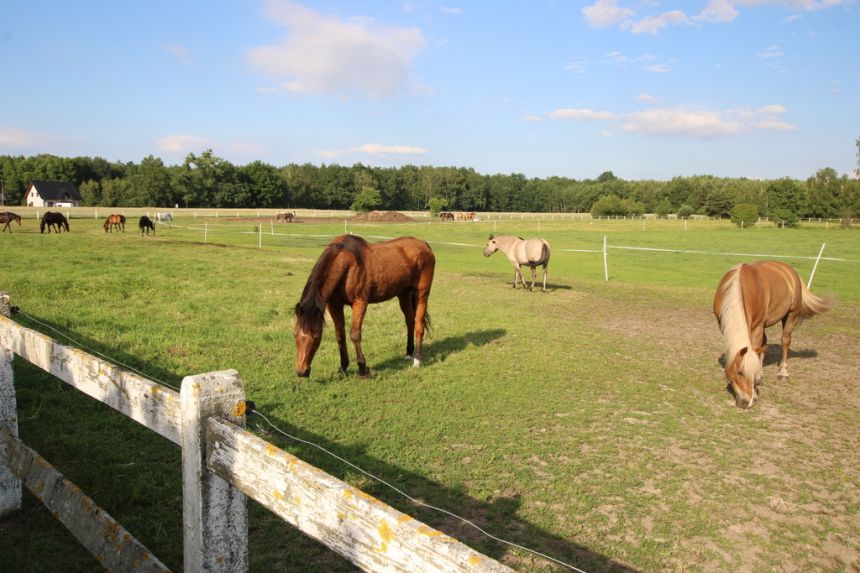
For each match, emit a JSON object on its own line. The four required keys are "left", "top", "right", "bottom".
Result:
{"left": 713, "top": 261, "right": 833, "bottom": 408}
{"left": 483, "top": 234, "right": 551, "bottom": 292}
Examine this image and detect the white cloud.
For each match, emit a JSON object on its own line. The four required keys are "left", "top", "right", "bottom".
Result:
{"left": 248, "top": 0, "right": 426, "bottom": 99}
{"left": 156, "top": 134, "right": 211, "bottom": 153}
{"left": 549, "top": 108, "right": 617, "bottom": 121}
{"left": 317, "top": 143, "right": 427, "bottom": 158}
{"left": 627, "top": 10, "right": 688, "bottom": 34}
{"left": 643, "top": 64, "right": 671, "bottom": 73}
{"left": 0, "top": 126, "right": 74, "bottom": 148}
{"left": 622, "top": 108, "right": 746, "bottom": 137}
{"left": 758, "top": 45, "right": 784, "bottom": 58}
{"left": 696, "top": 0, "right": 740, "bottom": 22}
{"left": 523, "top": 114, "right": 545, "bottom": 122}
{"left": 161, "top": 44, "right": 191, "bottom": 64}
{"left": 636, "top": 93, "right": 660, "bottom": 103}
{"left": 582, "top": 0, "right": 634, "bottom": 28}
{"left": 620, "top": 105, "right": 796, "bottom": 137}
{"left": 440, "top": 6, "right": 462, "bottom": 15}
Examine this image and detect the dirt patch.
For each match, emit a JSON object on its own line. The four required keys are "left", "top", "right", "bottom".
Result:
{"left": 351, "top": 210, "right": 415, "bottom": 223}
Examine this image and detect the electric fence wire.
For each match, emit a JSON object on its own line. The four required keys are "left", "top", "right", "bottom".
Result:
{"left": 9, "top": 307, "right": 589, "bottom": 573}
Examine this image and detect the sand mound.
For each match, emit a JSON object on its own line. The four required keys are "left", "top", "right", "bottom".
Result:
{"left": 352, "top": 210, "right": 415, "bottom": 222}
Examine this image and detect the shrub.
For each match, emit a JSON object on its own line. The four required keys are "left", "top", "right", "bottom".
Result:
{"left": 591, "top": 194, "right": 624, "bottom": 217}
{"left": 770, "top": 207, "right": 799, "bottom": 228}
{"left": 351, "top": 187, "right": 382, "bottom": 213}
{"left": 677, "top": 204, "right": 694, "bottom": 219}
{"left": 427, "top": 197, "right": 448, "bottom": 216}
{"left": 654, "top": 199, "right": 673, "bottom": 218}
{"left": 730, "top": 203, "right": 759, "bottom": 228}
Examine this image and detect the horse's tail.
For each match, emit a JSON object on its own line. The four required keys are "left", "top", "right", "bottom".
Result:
{"left": 541, "top": 241, "right": 550, "bottom": 265}
{"left": 800, "top": 282, "right": 834, "bottom": 318}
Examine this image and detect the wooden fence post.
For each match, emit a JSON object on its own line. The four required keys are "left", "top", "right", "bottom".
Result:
{"left": 181, "top": 369, "right": 249, "bottom": 572}
{"left": 0, "top": 291, "right": 22, "bottom": 519}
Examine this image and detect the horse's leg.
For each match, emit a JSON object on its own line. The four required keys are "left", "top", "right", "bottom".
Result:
{"left": 542, "top": 262, "right": 548, "bottom": 292}
{"left": 778, "top": 314, "right": 799, "bottom": 379}
{"left": 529, "top": 265, "right": 537, "bottom": 291}
{"left": 349, "top": 301, "right": 370, "bottom": 376}
{"left": 413, "top": 283, "right": 432, "bottom": 368}
{"left": 328, "top": 303, "right": 350, "bottom": 374}
{"left": 398, "top": 292, "right": 416, "bottom": 360}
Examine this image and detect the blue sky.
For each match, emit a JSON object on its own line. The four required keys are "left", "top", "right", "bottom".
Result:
{"left": 2, "top": 0, "right": 857, "bottom": 180}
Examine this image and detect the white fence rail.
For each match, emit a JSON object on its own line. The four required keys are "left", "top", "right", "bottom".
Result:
{"left": 0, "top": 294, "right": 513, "bottom": 573}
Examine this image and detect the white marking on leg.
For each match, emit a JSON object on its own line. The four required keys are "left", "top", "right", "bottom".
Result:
{"left": 412, "top": 358, "right": 421, "bottom": 368}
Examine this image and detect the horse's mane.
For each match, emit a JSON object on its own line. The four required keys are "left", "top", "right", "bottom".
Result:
{"left": 295, "top": 235, "right": 368, "bottom": 332}
{"left": 718, "top": 264, "right": 761, "bottom": 379}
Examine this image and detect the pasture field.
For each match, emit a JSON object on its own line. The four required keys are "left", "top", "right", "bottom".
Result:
{"left": 0, "top": 214, "right": 858, "bottom": 572}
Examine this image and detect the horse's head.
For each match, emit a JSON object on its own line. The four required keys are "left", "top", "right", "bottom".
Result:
{"left": 483, "top": 235, "right": 498, "bottom": 257}
{"left": 724, "top": 346, "right": 765, "bottom": 408}
{"left": 294, "top": 303, "right": 324, "bottom": 377}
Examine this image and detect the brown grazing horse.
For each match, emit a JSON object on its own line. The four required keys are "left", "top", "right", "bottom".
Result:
{"left": 276, "top": 212, "right": 295, "bottom": 222}
{"left": 0, "top": 212, "right": 21, "bottom": 232}
{"left": 103, "top": 213, "right": 125, "bottom": 233}
{"left": 40, "top": 212, "right": 69, "bottom": 233}
{"left": 294, "top": 234, "right": 435, "bottom": 378}
{"left": 713, "top": 261, "right": 833, "bottom": 408}
{"left": 439, "top": 211, "right": 454, "bottom": 221}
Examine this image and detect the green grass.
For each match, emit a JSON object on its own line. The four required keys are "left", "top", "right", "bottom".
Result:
{"left": 1, "top": 216, "right": 858, "bottom": 572}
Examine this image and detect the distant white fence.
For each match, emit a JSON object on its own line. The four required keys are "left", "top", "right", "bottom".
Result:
{"left": 0, "top": 293, "right": 512, "bottom": 573}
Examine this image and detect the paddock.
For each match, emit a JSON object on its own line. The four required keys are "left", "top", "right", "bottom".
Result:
{"left": 1, "top": 214, "right": 858, "bottom": 572}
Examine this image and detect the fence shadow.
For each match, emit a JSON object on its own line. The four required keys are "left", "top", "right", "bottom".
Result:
{"left": 250, "top": 404, "right": 639, "bottom": 573}
{"left": 5, "top": 313, "right": 637, "bottom": 573}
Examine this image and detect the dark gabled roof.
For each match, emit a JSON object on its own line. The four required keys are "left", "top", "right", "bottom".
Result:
{"left": 28, "top": 180, "right": 82, "bottom": 201}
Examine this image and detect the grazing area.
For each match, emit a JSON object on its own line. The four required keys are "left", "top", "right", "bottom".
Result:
{"left": 0, "top": 214, "right": 858, "bottom": 572}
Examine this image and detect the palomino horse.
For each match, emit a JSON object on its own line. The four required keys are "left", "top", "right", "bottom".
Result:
{"left": 294, "top": 234, "right": 435, "bottom": 378}
{"left": 103, "top": 214, "right": 125, "bottom": 233}
{"left": 139, "top": 215, "right": 155, "bottom": 236}
{"left": 483, "top": 234, "right": 551, "bottom": 292}
{"left": 713, "top": 261, "right": 833, "bottom": 408}
{"left": 0, "top": 212, "right": 21, "bottom": 233}
{"left": 40, "top": 212, "right": 69, "bottom": 233}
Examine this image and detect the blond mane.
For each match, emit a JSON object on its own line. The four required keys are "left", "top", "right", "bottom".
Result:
{"left": 718, "top": 264, "right": 762, "bottom": 380}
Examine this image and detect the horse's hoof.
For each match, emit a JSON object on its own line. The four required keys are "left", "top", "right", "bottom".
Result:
{"left": 777, "top": 373, "right": 789, "bottom": 381}
{"left": 412, "top": 358, "right": 421, "bottom": 368}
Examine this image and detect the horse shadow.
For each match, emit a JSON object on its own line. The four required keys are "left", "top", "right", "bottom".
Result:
{"left": 369, "top": 328, "right": 507, "bottom": 373}
{"left": 5, "top": 313, "right": 638, "bottom": 572}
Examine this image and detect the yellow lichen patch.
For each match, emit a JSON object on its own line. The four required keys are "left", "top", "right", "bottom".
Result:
{"left": 232, "top": 401, "right": 247, "bottom": 417}
{"left": 377, "top": 519, "right": 394, "bottom": 552}
{"left": 265, "top": 444, "right": 279, "bottom": 456}
{"left": 468, "top": 555, "right": 483, "bottom": 566}
{"left": 397, "top": 514, "right": 412, "bottom": 524}
{"left": 343, "top": 489, "right": 355, "bottom": 500}
{"left": 417, "top": 525, "right": 443, "bottom": 538}
{"left": 273, "top": 489, "right": 285, "bottom": 501}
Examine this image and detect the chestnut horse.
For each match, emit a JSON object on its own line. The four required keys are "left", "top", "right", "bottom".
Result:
{"left": 103, "top": 213, "right": 125, "bottom": 233}
{"left": 40, "top": 212, "right": 69, "bottom": 233}
{"left": 294, "top": 234, "right": 435, "bottom": 378}
{"left": 0, "top": 212, "right": 21, "bottom": 232}
{"left": 713, "top": 261, "right": 833, "bottom": 408}
{"left": 483, "top": 234, "right": 551, "bottom": 292}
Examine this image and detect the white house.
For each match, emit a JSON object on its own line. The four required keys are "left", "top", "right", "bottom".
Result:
{"left": 25, "top": 180, "right": 82, "bottom": 207}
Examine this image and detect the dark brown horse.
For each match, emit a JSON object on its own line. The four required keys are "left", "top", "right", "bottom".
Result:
{"left": 439, "top": 211, "right": 454, "bottom": 222}
{"left": 139, "top": 215, "right": 155, "bottom": 236}
{"left": 0, "top": 212, "right": 21, "bottom": 232}
{"left": 713, "top": 261, "right": 833, "bottom": 408}
{"left": 294, "top": 234, "right": 435, "bottom": 378}
{"left": 40, "top": 212, "right": 69, "bottom": 233}
{"left": 103, "top": 213, "right": 125, "bottom": 233}
{"left": 276, "top": 212, "right": 295, "bottom": 222}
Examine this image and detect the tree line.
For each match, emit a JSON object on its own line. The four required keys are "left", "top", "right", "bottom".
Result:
{"left": 1, "top": 150, "right": 858, "bottom": 222}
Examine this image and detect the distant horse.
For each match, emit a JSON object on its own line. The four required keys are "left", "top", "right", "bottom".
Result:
{"left": 483, "top": 234, "right": 551, "bottom": 292}
{"left": 139, "top": 215, "right": 155, "bottom": 236}
{"left": 276, "top": 212, "right": 295, "bottom": 222}
{"left": 40, "top": 212, "right": 69, "bottom": 234}
{"left": 294, "top": 234, "right": 435, "bottom": 378}
{"left": 439, "top": 211, "right": 454, "bottom": 222}
{"left": 103, "top": 213, "right": 125, "bottom": 233}
{"left": 713, "top": 261, "right": 833, "bottom": 408}
{"left": 0, "top": 212, "right": 21, "bottom": 233}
